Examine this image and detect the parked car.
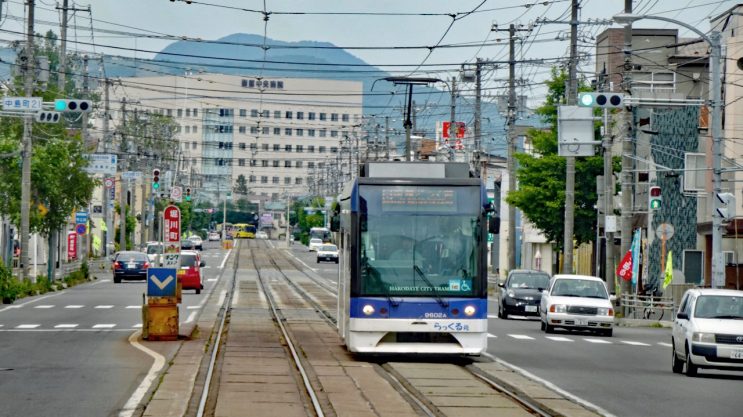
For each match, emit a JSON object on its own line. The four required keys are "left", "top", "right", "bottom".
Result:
{"left": 112, "top": 251, "right": 150, "bottom": 283}
{"left": 498, "top": 269, "right": 551, "bottom": 319}
{"left": 208, "top": 231, "right": 221, "bottom": 241}
{"left": 180, "top": 239, "right": 195, "bottom": 250}
{"left": 540, "top": 274, "right": 615, "bottom": 336}
{"left": 188, "top": 235, "right": 203, "bottom": 250}
{"left": 316, "top": 244, "right": 339, "bottom": 264}
{"left": 308, "top": 238, "right": 323, "bottom": 252}
{"left": 256, "top": 231, "right": 269, "bottom": 239}
{"left": 178, "top": 250, "right": 205, "bottom": 294}
{"left": 671, "top": 288, "right": 743, "bottom": 376}
{"left": 145, "top": 242, "right": 163, "bottom": 266}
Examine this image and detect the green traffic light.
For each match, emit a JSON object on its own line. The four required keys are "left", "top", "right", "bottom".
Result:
{"left": 54, "top": 100, "right": 66, "bottom": 111}
{"left": 153, "top": 183, "right": 160, "bottom": 189}
{"left": 650, "top": 199, "right": 661, "bottom": 210}
{"left": 579, "top": 93, "right": 594, "bottom": 107}
{"left": 185, "top": 196, "right": 191, "bottom": 202}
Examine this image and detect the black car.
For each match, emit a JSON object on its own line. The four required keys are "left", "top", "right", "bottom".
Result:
{"left": 180, "top": 240, "right": 195, "bottom": 250}
{"left": 113, "top": 251, "right": 150, "bottom": 283}
{"left": 498, "top": 269, "right": 551, "bottom": 319}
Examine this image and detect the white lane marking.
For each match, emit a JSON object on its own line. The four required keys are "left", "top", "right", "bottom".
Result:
{"left": 217, "top": 290, "right": 226, "bottom": 307}
{"left": 186, "top": 305, "right": 200, "bottom": 310}
{"left": 98, "top": 279, "right": 112, "bottom": 283}
{"left": 126, "top": 305, "right": 141, "bottom": 309}
{"left": 201, "top": 266, "right": 211, "bottom": 269}
{"left": 93, "top": 324, "right": 116, "bottom": 329}
{"left": 95, "top": 305, "right": 114, "bottom": 309}
{"left": 55, "top": 324, "right": 78, "bottom": 329}
{"left": 132, "top": 324, "right": 142, "bottom": 328}
{"left": 583, "top": 338, "right": 612, "bottom": 344}
{"left": 487, "top": 314, "right": 499, "bottom": 319}
{"left": 487, "top": 333, "right": 498, "bottom": 338}
{"left": 16, "top": 324, "right": 40, "bottom": 329}
{"left": 545, "top": 336, "right": 574, "bottom": 342}
{"left": 34, "top": 305, "right": 55, "bottom": 309}
{"left": 0, "top": 325, "right": 3, "bottom": 328}
{"left": 232, "top": 286, "right": 240, "bottom": 307}
{"left": 207, "top": 278, "right": 217, "bottom": 282}
{"left": 119, "top": 331, "right": 165, "bottom": 417}
{"left": 621, "top": 340, "right": 651, "bottom": 346}
{"left": 219, "top": 249, "right": 232, "bottom": 270}
{"left": 657, "top": 342, "right": 672, "bottom": 348}
{"left": 508, "top": 334, "right": 535, "bottom": 340}
{"left": 0, "top": 293, "right": 64, "bottom": 313}
{"left": 484, "top": 354, "right": 617, "bottom": 417}
{"left": 65, "top": 305, "right": 84, "bottom": 309}
{"left": 185, "top": 311, "right": 197, "bottom": 323}
{"left": 290, "top": 254, "right": 319, "bottom": 273}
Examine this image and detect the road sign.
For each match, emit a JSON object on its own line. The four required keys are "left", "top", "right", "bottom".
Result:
{"left": 122, "top": 171, "right": 142, "bottom": 181}
{"left": 171, "top": 186, "right": 183, "bottom": 202}
{"left": 557, "top": 106, "right": 597, "bottom": 157}
{"left": 656, "top": 223, "right": 675, "bottom": 240}
{"left": 2, "top": 96, "right": 42, "bottom": 111}
{"left": 76, "top": 224, "right": 87, "bottom": 235}
{"left": 85, "top": 154, "right": 117, "bottom": 175}
{"left": 104, "top": 177, "right": 114, "bottom": 189}
{"left": 162, "top": 253, "right": 180, "bottom": 268}
{"left": 147, "top": 268, "right": 177, "bottom": 297}
{"left": 75, "top": 211, "right": 88, "bottom": 225}
{"left": 163, "top": 205, "right": 181, "bottom": 254}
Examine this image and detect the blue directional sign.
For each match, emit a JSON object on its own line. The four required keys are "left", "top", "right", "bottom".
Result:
{"left": 75, "top": 211, "right": 88, "bottom": 225}
{"left": 147, "top": 268, "right": 177, "bottom": 297}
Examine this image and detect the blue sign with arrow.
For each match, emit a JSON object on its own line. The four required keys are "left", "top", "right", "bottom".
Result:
{"left": 147, "top": 268, "right": 177, "bottom": 297}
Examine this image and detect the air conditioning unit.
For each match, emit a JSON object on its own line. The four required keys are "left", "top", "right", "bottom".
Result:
{"left": 723, "top": 251, "right": 736, "bottom": 266}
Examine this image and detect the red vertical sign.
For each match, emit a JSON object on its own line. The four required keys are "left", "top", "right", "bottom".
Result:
{"left": 163, "top": 205, "right": 181, "bottom": 254}
{"left": 67, "top": 232, "right": 77, "bottom": 261}
{"left": 442, "top": 121, "right": 466, "bottom": 139}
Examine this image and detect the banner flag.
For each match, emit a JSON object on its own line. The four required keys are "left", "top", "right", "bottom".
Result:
{"left": 616, "top": 249, "right": 633, "bottom": 281}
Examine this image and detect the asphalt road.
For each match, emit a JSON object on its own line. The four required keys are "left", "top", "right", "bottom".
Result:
{"left": 486, "top": 298, "right": 743, "bottom": 417}
{"left": 0, "top": 242, "right": 230, "bottom": 417}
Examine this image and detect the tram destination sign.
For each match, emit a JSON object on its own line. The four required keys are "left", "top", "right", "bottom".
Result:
{"left": 381, "top": 188, "right": 456, "bottom": 212}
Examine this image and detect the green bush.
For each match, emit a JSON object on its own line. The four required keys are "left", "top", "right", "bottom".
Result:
{"left": 0, "top": 262, "right": 20, "bottom": 304}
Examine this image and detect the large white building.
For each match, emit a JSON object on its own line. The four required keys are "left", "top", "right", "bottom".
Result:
{"left": 97, "top": 73, "right": 364, "bottom": 202}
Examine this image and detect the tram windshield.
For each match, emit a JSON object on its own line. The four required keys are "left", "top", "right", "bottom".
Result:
{"left": 358, "top": 185, "right": 481, "bottom": 297}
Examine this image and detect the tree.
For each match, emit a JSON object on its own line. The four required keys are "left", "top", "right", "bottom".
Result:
{"left": 234, "top": 174, "right": 248, "bottom": 196}
{"left": 506, "top": 67, "right": 612, "bottom": 251}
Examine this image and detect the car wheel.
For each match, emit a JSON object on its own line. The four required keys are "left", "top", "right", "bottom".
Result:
{"left": 335, "top": 260, "right": 339, "bottom": 264}
{"left": 196, "top": 288, "right": 201, "bottom": 294}
{"left": 685, "top": 344, "right": 698, "bottom": 377}
{"left": 540, "top": 320, "right": 546, "bottom": 331}
{"left": 316, "top": 259, "right": 320, "bottom": 263}
{"left": 501, "top": 308, "right": 509, "bottom": 320}
{"left": 671, "top": 341, "right": 684, "bottom": 374}
{"left": 602, "top": 329, "right": 613, "bottom": 337}
{"left": 545, "top": 323, "right": 555, "bottom": 333}
{"left": 114, "top": 276, "right": 121, "bottom": 284}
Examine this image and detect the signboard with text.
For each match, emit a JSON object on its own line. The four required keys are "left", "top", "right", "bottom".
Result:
{"left": 67, "top": 232, "right": 77, "bottom": 261}
{"left": 2, "top": 96, "right": 42, "bottom": 111}
{"left": 163, "top": 205, "right": 181, "bottom": 253}
{"left": 84, "top": 154, "right": 117, "bottom": 175}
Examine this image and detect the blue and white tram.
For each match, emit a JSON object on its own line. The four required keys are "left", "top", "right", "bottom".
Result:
{"left": 335, "top": 162, "right": 491, "bottom": 355}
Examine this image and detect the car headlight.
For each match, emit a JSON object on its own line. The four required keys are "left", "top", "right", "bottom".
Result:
{"left": 549, "top": 304, "right": 567, "bottom": 313}
{"left": 692, "top": 332, "right": 715, "bottom": 343}
{"left": 507, "top": 291, "right": 516, "bottom": 298}
{"left": 597, "top": 307, "right": 614, "bottom": 316}
{"left": 463, "top": 305, "right": 476, "bottom": 316}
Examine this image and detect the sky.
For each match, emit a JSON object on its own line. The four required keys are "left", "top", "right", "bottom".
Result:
{"left": 0, "top": 0, "right": 737, "bottom": 106}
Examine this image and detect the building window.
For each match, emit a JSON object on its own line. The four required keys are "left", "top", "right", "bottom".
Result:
{"left": 296, "top": 145, "right": 304, "bottom": 153}
{"left": 193, "top": 126, "right": 198, "bottom": 133}
{"left": 342, "top": 113, "right": 349, "bottom": 122}
{"left": 185, "top": 126, "right": 191, "bottom": 134}
{"left": 250, "top": 143, "right": 257, "bottom": 150}
{"left": 192, "top": 141, "right": 198, "bottom": 149}
{"left": 285, "top": 145, "right": 292, "bottom": 152}
{"left": 261, "top": 143, "right": 269, "bottom": 151}
{"left": 308, "top": 145, "right": 315, "bottom": 153}
{"left": 250, "top": 126, "right": 259, "bottom": 134}
{"left": 272, "top": 176, "right": 279, "bottom": 184}
{"left": 318, "top": 162, "right": 325, "bottom": 169}
{"left": 250, "top": 160, "right": 257, "bottom": 167}
{"left": 308, "top": 129, "right": 315, "bottom": 137}
{"left": 239, "top": 143, "right": 246, "bottom": 150}
{"left": 330, "top": 130, "right": 338, "bottom": 138}
{"left": 186, "top": 109, "right": 191, "bottom": 117}
{"left": 273, "top": 160, "right": 280, "bottom": 167}
{"left": 239, "top": 109, "right": 247, "bottom": 117}
{"left": 238, "top": 126, "right": 246, "bottom": 134}
{"left": 633, "top": 72, "right": 675, "bottom": 92}
{"left": 296, "top": 111, "right": 304, "bottom": 120}
{"left": 177, "top": 109, "right": 183, "bottom": 117}
{"left": 262, "top": 110, "right": 269, "bottom": 118}
{"left": 331, "top": 113, "right": 338, "bottom": 122}
{"left": 296, "top": 128, "right": 303, "bottom": 137}
{"left": 284, "top": 177, "right": 291, "bottom": 185}
{"left": 193, "top": 109, "right": 198, "bottom": 117}
{"left": 319, "top": 129, "right": 327, "bottom": 137}
{"left": 295, "top": 177, "right": 302, "bottom": 185}
{"left": 319, "top": 113, "right": 327, "bottom": 121}
{"left": 273, "top": 127, "right": 281, "bottom": 135}
{"left": 308, "top": 112, "right": 316, "bottom": 120}
{"left": 262, "top": 127, "right": 269, "bottom": 135}
{"left": 308, "top": 162, "right": 315, "bottom": 169}
{"left": 273, "top": 144, "right": 280, "bottom": 151}
{"left": 251, "top": 109, "right": 259, "bottom": 117}
{"left": 238, "top": 158, "right": 245, "bottom": 166}
{"left": 284, "top": 128, "right": 292, "bottom": 136}
{"left": 319, "top": 146, "right": 326, "bottom": 153}
{"left": 274, "top": 110, "right": 281, "bottom": 119}
{"left": 261, "top": 176, "right": 268, "bottom": 184}
{"left": 249, "top": 175, "right": 256, "bottom": 183}
{"left": 331, "top": 147, "right": 338, "bottom": 153}
{"left": 285, "top": 161, "right": 292, "bottom": 168}
{"left": 285, "top": 111, "right": 293, "bottom": 119}
{"left": 295, "top": 161, "right": 303, "bottom": 168}
{"left": 262, "top": 160, "right": 268, "bottom": 167}
{"left": 167, "top": 109, "right": 173, "bottom": 116}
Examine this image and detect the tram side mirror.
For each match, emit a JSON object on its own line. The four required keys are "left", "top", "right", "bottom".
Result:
{"left": 329, "top": 204, "right": 341, "bottom": 232}
{"left": 484, "top": 202, "right": 496, "bottom": 213}
{"left": 488, "top": 216, "right": 501, "bottom": 234}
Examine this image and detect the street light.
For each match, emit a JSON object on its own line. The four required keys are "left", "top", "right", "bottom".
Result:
{"left": 612, "top": 13, "right": 724, "bottom": 288}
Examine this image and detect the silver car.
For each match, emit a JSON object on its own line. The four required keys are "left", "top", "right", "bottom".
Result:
{"left": 540, "top": 274, "right": 616, "bottom": 337}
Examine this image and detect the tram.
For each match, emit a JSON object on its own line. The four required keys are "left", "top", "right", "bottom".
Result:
{"left": 335, "top": 162, "right": 491, "bottom": 355}
{"left": 234, "top": 223, "right": 256, "bottom": 239}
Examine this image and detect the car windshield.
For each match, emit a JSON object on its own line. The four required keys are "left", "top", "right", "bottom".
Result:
{"left": 509, "top": 273, "right": 550, "bottom": 289}
{"left": 694, "top": 295, "right": 743, "bottom": 319}
{"left": 310, "top": 239, "right": 322, "bottom": 244}
{"left": 117, "top": 252, "right": 147, "bottom": 262}
{"left": 146, "top": 245, "right": 162, "bottom": 254}
{"left": 320, "top": 245, "right": 337, "bottom": 252}
{"left": 551, "top": 279, "right": 608, "bottom": 299}
{"left": 180, "top": 254, "right": 197, "bottom": 267}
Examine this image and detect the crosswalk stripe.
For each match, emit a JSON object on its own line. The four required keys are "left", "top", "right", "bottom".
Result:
{"left": 584, "top": 338, "right": 612, "bottom": 344}
{"left": 621, "top": 340, "right": 651, "bottom": 346}
{"left": 487, "top": 315, "right": 498, "bottom": 319}
{"left": 207, "top": 278, "right": 217, "bottom": 282}
{"left": 55, "top": 324, "right": 78, "bottom": 329}
{"left": 508, "top": 334, "right": 535, "bottom": 340}
{"left": 126, "top": 305, "right": 141, "bottom": 309}
{"left": 487, "top": 333, "right": 498, "bottom": 338}
{"left": 92, "top": 324, "right": 116, "bottom": 329}
{"left": 132, "top": 324, "right": 143, "bottom": 328}
{"left": 65, "top": 305, "right": 84, "bottom": 309}
{"left": 545, "top": 336, "right": 574, "bottom": 342}
{"left": 186, "top": 305, "right": 200, "bottom": 309}
{"left": 95, "top": 305, "right": 114, "bottom": 309}
{"left": 657, "top": 342, "right": 672, "bottom": 347}
{"left": 16, "top": 324, "right": 40, "bottom": 329}
{"left": 34, "top": 305, "right": 54, "bottom": 309}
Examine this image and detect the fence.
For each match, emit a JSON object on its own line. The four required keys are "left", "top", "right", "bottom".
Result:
{"left": 621, "top": 294, "right": 675, "bottom": 321}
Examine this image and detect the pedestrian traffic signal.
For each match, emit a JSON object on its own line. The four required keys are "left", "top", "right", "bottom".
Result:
{"left": 35, "top": 111, "right": 60, "bottom": 123}
{"left": 716, "top": 192, "right": 736, "bottom": 221}
{"left": 649, "top": 186, "right": 662, "bottom": 210}
{"left": 152, "top": 168, "right": 161, "bottom": 190}
{"left": 54, "top": 99, "right": 92, "bottom": 112}
{"left": 578, "top": 92, "right": 624, "bottom": 108}
{"left": 185, "top": 187, "right": 192, "bottom": 201}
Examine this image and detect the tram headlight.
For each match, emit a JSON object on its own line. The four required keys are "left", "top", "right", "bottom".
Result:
{"left": 463, "top": 305, "right": 476, "bottom": 316}
{"left": 362, "top": 304, "right": 375, "bottom": 316}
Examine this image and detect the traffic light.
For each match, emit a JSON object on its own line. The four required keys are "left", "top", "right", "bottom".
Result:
{"left": 54, "top": 99, "right": 92, "bottom": 112}
{"left": 649, "top": 186, "right": 662, "bottom": 210}
{"left": 716, "top": 192, "right": 736, "bottom": 221}
{"left": 35, "top": 111, "right": 60, "bottom": 123}
{"left": 185, "top": 187, "right": 192, "bottom": 202}
{"left": 152, "top": 168, "right": 161, "bottom": 190}
{"left": 578, "top": 92, "right": 624, "bottom": 108}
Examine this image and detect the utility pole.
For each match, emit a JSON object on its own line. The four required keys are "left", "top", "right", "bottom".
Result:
{"left": 405, "top": 84, "right": 413, "bottom": 161}
{"left": 449, "top": 76, "right": 457, "bottom": 154}
{"left": 57, "top": 0, "right": 68, "bottom": 92}
{"left": 20, "top": 0, "right": 35, "bottom": 281}
{"left": 102, "top": 79, "right": 112, "bottom": 256}
{"left": 474, "top": 59, "right": 482, "bottom": 173}
{"left": 603, "top": 104, "right": 614, "bottom": 285}
{"left": 82, "top": 54, "right": 90, "bottom": 261}
{"left": 385, "top": 116, "right": 390, "bottom": 160}
{"left": 620, "top": 0, "right": 633, "bottom": 294}
{"left": 562, "top": 0, "right": 579, "bottom": 273}
{"left": 119, "top": 99, "right": 127, "bottom": 251}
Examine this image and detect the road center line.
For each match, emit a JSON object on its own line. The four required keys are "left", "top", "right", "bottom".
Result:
{"left": 185, "top": 311, "right": 197, "bottom": 323}
{"left": 218, "top": 249, "right": 232, "bottom": 270}
{"left": 119, "top": 331, "right": 165, "bottom": 417}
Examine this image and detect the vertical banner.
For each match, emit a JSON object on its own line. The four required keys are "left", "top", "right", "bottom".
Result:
{"left": 630, "top": 228, "right": 641, "bottom": 288}
{"left": 67, "top": 232, "right": 77, "bottom": 261}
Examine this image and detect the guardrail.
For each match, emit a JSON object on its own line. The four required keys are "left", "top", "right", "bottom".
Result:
{"left": 621, "top": 294, "right": 675, "bottom": 321}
